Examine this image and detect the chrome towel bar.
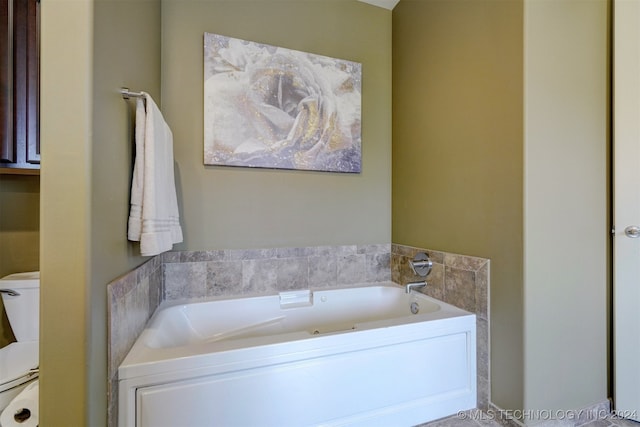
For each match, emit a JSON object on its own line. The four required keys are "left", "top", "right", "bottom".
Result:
{"left": 120, "top": 87, "right": 145, "bottom": 100}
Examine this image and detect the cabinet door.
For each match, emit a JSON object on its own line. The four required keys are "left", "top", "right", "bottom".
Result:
{"left": 0, "top": 0, "right": 39, "bottom": 171}
{"left": 23, "top": 0, "right": 38, "bottom": 164}
{"left": 1, "top": 0, "right": 12, "bottom": 163}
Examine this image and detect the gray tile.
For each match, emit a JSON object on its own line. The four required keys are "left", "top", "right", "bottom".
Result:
{"left": 357, "top": 243, "right": 391, "bottom": 254}
{"left": 108, "top": 294, "right": 125, "bottom": 376}
{"left": 476, "top": 262, "right": 489, "bottom": 320}
{"left": 391, "top": 243, "right": 414, "bottom": 257}
{"left": 393, "top": 244, "right": 419, "bottom": 258}
{"left": 314, "top": 245, "right": 342, "bottom": 257}
{"left": 337, "top": 253, "right": 366, "bottom": 285}
{"left": 225, "top": 248, "right": 277, "bottom": 260}
{"left": 125, "top": 278, "right": 150, "bottom": 345}
{"left": 108, "top": 377, "right": 118, "bottom": 427}
{"left": 308, "top": 255, "right": 337, "bottom": 288}
{"left": 161, "top": 251, "right": 181, "bottom": 263}
{"left": 148, "top": 265, "right": 162, "bottom": 314}
{"left": 164, "top": 262, "right": 207, "bottom": 300}
{"left": 206, "top": 260, "right": 242, "bottom": 297}
{"left": 425, "top": 249, "right": 446, "bottom": 265}
{"left": 477, "top": 317, "right": 489, "bottom": 382}
{"left": 180, "top": 250, "right": 225, "bottom": 262}
{"left": 276, "top": 257, "right": 309, "bottom": 290}
{"left": 444, "top": 252, "right": 488, "bottom": 272}
{"left": 393, "top": 254, "right": 410, "bottom": 285}
{"left": 477, "top": 375, "right": 489, "bottom": 411}
{"left": 391, "top": 252, "right": 403, "bottom": 284}
{"left": 135, "top": 258, "right": 153, "bottom": 284}
{"left": 242, "top": 258, "right": 278, "bottom": 294}
{"left": 445, "top": 266, "right": 476, "bottom": 313}
{"left": 109, "top": 269, "right": 137, "bottom": 300}
{"left": 423, "top": 262, "right": 445, "bottom": 301}
{"left": 334, "top": 245, "right": 358, "bottom": 256}
{"left": 365, "top": 252, "right": 391, "bottom": 282}
{"left": 109, "top": 279, "right": 150, "bottom": 377}
{"left": 277, "top": 246, "right": 316, "bottom": 258}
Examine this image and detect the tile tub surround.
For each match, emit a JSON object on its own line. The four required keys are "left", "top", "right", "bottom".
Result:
{"left": 162, "top": 244, "right": 392, "bottom": 301}
{"left": 106, "top": 256, "right": 163, "bottom": 427}
{"left": 392, "top": 244, "right": 490, "bottom": 410}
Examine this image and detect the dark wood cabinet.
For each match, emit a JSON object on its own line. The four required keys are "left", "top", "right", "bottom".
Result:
{"left": 1, "top": 0, "right": 39, "bottom": 173}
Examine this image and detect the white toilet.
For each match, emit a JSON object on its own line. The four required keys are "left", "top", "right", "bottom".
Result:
{"left": 0, "top": 272, "right": 39, "bottom": 411}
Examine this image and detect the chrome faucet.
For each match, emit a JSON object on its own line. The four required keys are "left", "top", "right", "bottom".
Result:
{"left": 405, "top": 252, "right": 432, "bottom": 293}
{"left": 409, "top": 253, "right": 433, "bottom": 277}
{"left": 405, "top": 281, "right": 427, "bottom": 294}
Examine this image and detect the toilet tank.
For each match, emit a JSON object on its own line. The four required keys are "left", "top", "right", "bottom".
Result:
{"left": 0, "top": 272, "right": 39, "bottom": 342}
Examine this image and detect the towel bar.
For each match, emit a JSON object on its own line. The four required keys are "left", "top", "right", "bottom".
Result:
{"left": 120, "top": 88, "right": 145, "bottom": 100}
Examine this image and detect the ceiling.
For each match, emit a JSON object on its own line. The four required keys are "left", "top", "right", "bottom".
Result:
{"left": 357, "top": 0, "right": 400, "bottom": 10}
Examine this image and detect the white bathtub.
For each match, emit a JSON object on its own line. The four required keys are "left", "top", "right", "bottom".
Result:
{"left": 118, "top": 283, "right": 476, "bottom": 427}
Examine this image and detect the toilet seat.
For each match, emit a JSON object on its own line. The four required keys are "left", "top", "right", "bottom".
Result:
{"left": 0, "top": 341, "right": 38, "bottom": 393}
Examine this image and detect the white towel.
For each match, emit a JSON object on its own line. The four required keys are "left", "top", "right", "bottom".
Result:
{"left": 128, "top": 93, "right": 183, "bottom": 256}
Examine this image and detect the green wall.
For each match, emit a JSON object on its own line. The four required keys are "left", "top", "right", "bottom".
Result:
{"left": 393, "top": 0, "right": 608, "bottom": 417}
{"left": 161, "top": 0, "right": 392, "bottom": 251}
{"left": 40, "top": 1, "right": 93, "bottom": 423}
{"left": 89, "top": 1, "right": 162, "bottom": 425}
{"left": 0, "top": 175, "right": 39, "bottom": 346}
{"left": 40, "top": 0, "right": 160, "bottom": 425}
{"left": 392, "top": 0, "right": 525, "bottom": 410}
{"left": 39, "top": 1, "right": 390, "bottom": 425}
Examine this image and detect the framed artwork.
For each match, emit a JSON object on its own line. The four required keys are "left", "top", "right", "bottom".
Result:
{"left": 204, "top": 33, "right": 362, "bottom": 173}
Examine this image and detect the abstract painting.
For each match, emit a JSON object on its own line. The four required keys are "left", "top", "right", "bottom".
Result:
{"left": 204, "top": 33, "right": 362, "bottom": 173}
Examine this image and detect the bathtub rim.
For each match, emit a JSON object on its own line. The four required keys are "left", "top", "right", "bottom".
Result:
{"left": 145, "top": 281, "right": 470, "bottom": 325}
{"left": 118, "top": 282, "right": 475, "bottom": 382}
{"left": 143, "top": 283, "right": 447, "bottom": 349}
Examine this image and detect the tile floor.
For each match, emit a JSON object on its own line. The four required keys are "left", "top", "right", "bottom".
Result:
{"left": 417, "top": 410, "right": 640, "bottom": 427}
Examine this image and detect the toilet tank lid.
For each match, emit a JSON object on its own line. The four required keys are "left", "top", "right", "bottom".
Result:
{"left": 0, "top": 272, "right": 39, "bottom": 289}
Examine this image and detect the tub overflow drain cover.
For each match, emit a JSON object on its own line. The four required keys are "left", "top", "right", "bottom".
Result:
{"left": 410, "top": 302, "right": 419, "bottom": 314}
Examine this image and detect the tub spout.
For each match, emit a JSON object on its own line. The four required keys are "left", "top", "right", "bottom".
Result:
{"left": 405, "top": 281, "right": 427, "bottom": 294}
